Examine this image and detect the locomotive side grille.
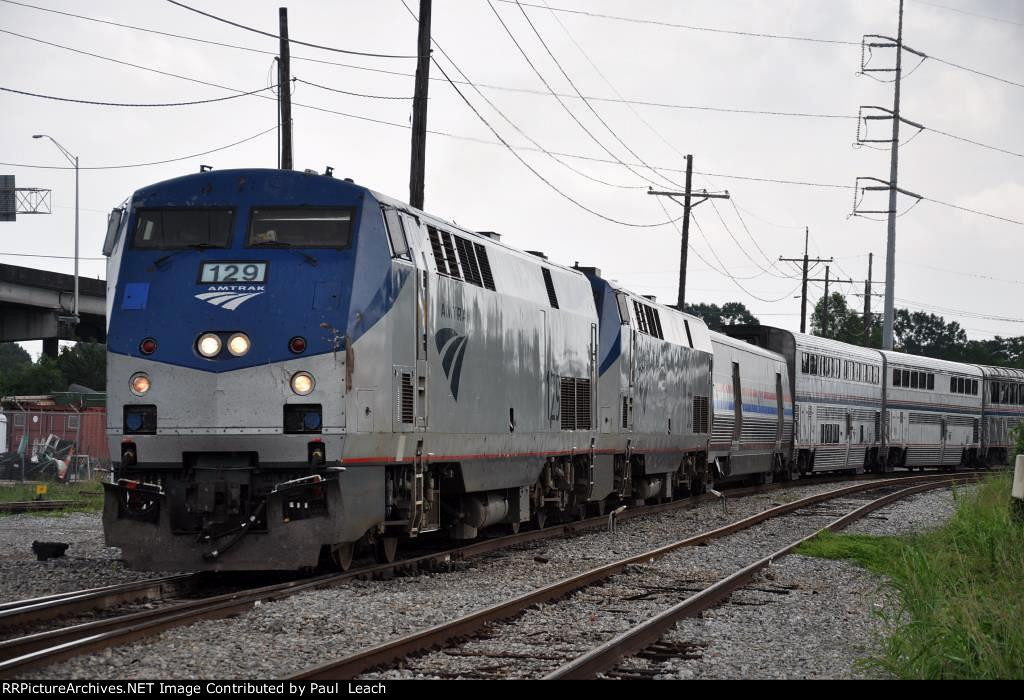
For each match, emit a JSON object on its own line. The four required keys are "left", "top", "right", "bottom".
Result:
{"left": 711, "top": 414, "right": 734, "bottom": 444}
{"left": 440, "top": 230, "right": 461, "bottom": 278}
{"left": 560, "top": 378, "right": 575, "bottom": 430}
{"left": 542, "top": 268, "right": 559, "bottom": 309}
{"left": 692, "top": 396, "right": 710, "bottom": 434}
{"left": 622, "top": 396, "right": 629, "bottom": 429}
{"left": 816, "top": 406, "right": 847, "bottom": 421}
{"left": 455, "top": 236, "right": 482, "bottom": 287}
{"left": 909, "top": 412, "right": 942, "bottom": 425}
{"left": 401, "top": 372, "right": 415, "bottom": 424}
{"left": 575, "top": 378, "right": 592, "bottom": 431}
{"left": 946, "top": 415, "right": 977, "bottom": 427}
{"left": 559, "top": 377, "right": 592, "bottom": 430}
{"left": 474, "top": 242, "right": 496, "bottom": 290}
{"left": 427, "top": 226, "right": 447, "bottom": 274}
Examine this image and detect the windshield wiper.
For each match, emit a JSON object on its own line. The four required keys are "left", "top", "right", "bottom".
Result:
{"left": 152, "top": 243, "right": 227, "bottom": 269}
{"left": 249, "top": 241, "right": 318, "bottom": 267}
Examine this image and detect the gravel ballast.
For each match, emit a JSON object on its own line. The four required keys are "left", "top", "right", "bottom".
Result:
{"left": 14, "top": 477, "right": 966, "bottom": 680}
{"left": 0, "top": 512, "right": 160, "bottom": 602}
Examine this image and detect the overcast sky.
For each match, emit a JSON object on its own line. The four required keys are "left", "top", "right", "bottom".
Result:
{"left": 2, "top": 0, "right": 1022, "bottom": 357}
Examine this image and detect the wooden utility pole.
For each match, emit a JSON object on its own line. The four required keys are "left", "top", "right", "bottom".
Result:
{"left": 808, "top": 266, "right": 854, "bottom": 338}
{"left": 779, "top": 228, "right": 831, "bottom": 334}
{"left": 409, "top": 0, "right": 432, "bottom": 209}
{"left": 279, "top": 7, "right": 293, "bottom": 170}
{"left": 647, "top": 155, "right": 729, "bottom": 310}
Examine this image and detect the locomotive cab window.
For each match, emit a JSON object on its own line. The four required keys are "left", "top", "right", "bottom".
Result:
{"left": 133, "top": 208, "right": 233, "bottom": 250}
{"left": 248, "top": 208, "right": 353, "bottom": 249}
{"left": 382, "top": 208, "right": 410, "bottom": 259}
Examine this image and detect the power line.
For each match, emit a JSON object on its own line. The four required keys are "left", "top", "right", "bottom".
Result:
{"left": 484, "top": 0, "right": 659, "bottom": 188}
{"left": 929, "top": 54, "right": 1024, "bottom": 90}
{"left": 0, "top": 253, "right": 105, "bottom": 261}
{"left": 292, "top": 78, "right": 413, "bottom": 100}
{"left": 0, "top": 126, "right": 276, "bottom": 170}
{"left": 398, "top": 0, "right": 646, "bottom": 191}
{"left": 0, "top": 1, "right": 867, "bottom": 120}
{"left": 927, "top": 125, "right": 1024, "bottom": 159}
{"left": 498, "top": 0, "right": 860, "bottom": 46}
{"left": 510, "top": 0, "right": 680, "bottom": 190}
{"left": 921, "top": 197, "right": 1024, "bottom": 226}
{"left": 0, "top": 83, "right": 277, "bottom": 107}
{"left": 909, "top": 0, "right": 1024, "bottom": 28}
{"left": 430, "top": 57, "right": 686, "bottom": 228}
{"left": 162, "top": 0, "right": 417, "bottom": 59}
{"left": 900, "top": 260, "right": 1024, "bottom": 287}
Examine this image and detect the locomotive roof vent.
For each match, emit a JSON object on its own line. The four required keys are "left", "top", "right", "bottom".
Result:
{"left": 643, "top": 295, "right": 657, "bottom": 302}
{"left": 478, "top": 231, "right": 502, "bottom": 241}
{"left": 526, "top": 250, "right": 548, "bottom": 260}
{"left": 572, "top": 264, "right": 602, "bottom": 277}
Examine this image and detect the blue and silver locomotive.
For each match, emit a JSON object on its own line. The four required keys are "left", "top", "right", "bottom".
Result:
{"left": 101, "top": 168, "right": 717, "bottom": 571}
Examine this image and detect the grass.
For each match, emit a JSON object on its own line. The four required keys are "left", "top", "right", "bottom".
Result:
{"left": 796, "top": 474, "right": 1024, "bottom": 679}
{"left": 0, "top": 479, "right": 104, "bottom": 516}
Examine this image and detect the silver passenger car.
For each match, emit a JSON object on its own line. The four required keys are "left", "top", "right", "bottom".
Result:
{"left": 725, "top": 326, "right": 883, "bottom": 474}
{"left": 707, "top": 331, "right": 792, "bottom": 482}
{"left": 880, "top": 351, "right": 982, "bottom": 469}
{"left": 977, "top": 365, "right": 1024, "bottom": 465}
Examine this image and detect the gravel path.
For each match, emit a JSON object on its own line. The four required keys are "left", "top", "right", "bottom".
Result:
{"left": 0, "top": 513, "right": 160, "bottom": 602}
{"left": 19, "top": 478, "right": 886, "bottom": 680}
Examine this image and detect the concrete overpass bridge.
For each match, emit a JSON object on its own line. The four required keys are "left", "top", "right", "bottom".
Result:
{"left": 0, "top": 263, "right": 106, "bottom": 356}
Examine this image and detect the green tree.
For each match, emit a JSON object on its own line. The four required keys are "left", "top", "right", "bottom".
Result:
{"left": 893, "top": 309, "right": 968, "bottom": 360}
{"left": 56, "top": 342, "right": 106, "bottom": 391}
{"left": 0, "top": 356, "right": 65, "bottom": 396}
{"left": 810, "top": 293, "right": 882, "bottom": 347}
{"left": 0, "top": 343, "right": 32, "bottom": 374}
{"left": 684, "top": 302, "right": 760, "bottom": 331}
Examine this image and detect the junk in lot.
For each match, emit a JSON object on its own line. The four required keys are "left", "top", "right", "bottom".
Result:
{"left": 32, "top": 541, "right": 70, "bottom": 561}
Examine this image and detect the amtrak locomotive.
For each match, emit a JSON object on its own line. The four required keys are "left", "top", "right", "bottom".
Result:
{"left": 101, "top": 168, "right": 1023, "bottom": 571}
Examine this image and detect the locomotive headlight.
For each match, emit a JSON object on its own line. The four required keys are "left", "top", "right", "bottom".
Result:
{"left": 130, "top": 372, "right": 151, "bottom": 396}
{"left": 227, "top": 333, "right": 251, "bottom": 357}
{"left": 197, "top": 333, "right": 222, "bottom": 358}
{"left": 290, "top": 372, "right": 315, "bottom": 396}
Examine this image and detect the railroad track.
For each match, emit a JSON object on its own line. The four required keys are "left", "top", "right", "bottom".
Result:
{"left": 0, "top": 501, "right": 92, "bottom": 514}
{"left": 288, "top": 473, "right": 980, "bottom": 680}
{"left": 0, "top": 470, "right": 984, "bottom": 678}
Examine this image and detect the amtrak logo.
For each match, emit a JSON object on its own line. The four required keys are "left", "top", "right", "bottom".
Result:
{"left": 435, "top": 328, "right": 469, "bottom": 400}
{"left": 194, "top": 285, "right": 265, "bottom": 311}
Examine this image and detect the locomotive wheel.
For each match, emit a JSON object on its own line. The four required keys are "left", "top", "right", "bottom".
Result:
{"left": 330, "top": 543, "right": 355, "bottom": 572}
{"left": 374, "top": 536, "right": 398, "bottom": 564}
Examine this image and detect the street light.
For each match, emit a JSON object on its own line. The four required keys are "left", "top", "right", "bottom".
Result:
{"left": 32, "top": 134, "right": 79, "bottom": 325}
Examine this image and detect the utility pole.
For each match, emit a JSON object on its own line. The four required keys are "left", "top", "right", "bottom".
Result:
{"left": 882, "top": 0, "right": 904, "bottom": 351}
{"left": 647, "top": 155, "right": 729, "bottom": 310}
{"left": 278, "top": 7, "right": 293, "bottom": 170}
{"left": 807, "top": 266, "right": 854, "bottom": 338}
{"left": 864, "top": 253, "right": 873, "bottom": 345}
{"left": 853, "top": 0, "right": 924, "bottom": 349}
{"left": 779, "top": 228, "right": 832, "bottom": 334}
{"left": 409, "top": 0, "right": 432, "bottom": 210}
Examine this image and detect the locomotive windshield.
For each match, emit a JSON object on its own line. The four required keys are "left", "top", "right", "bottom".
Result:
{"left": 133, "top": 208, "right": 233, "bottom": 250}
{"left": 247, "top": 207, "right": 353, "bottom": 249}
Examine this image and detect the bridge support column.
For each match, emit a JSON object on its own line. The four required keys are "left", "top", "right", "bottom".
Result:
{"left": 42, "top": 337, "right": 59, "bottom": 359}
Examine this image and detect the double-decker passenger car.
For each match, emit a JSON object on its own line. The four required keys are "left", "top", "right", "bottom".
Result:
{"left": 725, "top": 326, "right": 883, "bottom": 474}
{"left": 880, "top": 351, "right": 982, "bottom": 469}
{"left": 977, "top": 365, "right": 1024, "bottom": 466}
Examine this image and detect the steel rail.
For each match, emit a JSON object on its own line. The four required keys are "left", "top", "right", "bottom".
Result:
{"left": 545, "top": 476, "right": 977, "bottom": 679}
{"left": 287, "top": 472, "right": 979, "bottom": 680}
{"left": 0, "top": 574, "right": 197, "bottom": 628}
{"left": 0, "top": 471, "right": 987, "bottom": 677}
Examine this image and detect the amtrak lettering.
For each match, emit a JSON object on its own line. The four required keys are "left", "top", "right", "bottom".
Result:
{"left": 194, "top": 285, "right": 266, "bottom": 311}
{"left": 439, "top": 303, "right": 467, "bottom": 322}
{"left": 435, "top": 328, "right": 469, "bottom": 401}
